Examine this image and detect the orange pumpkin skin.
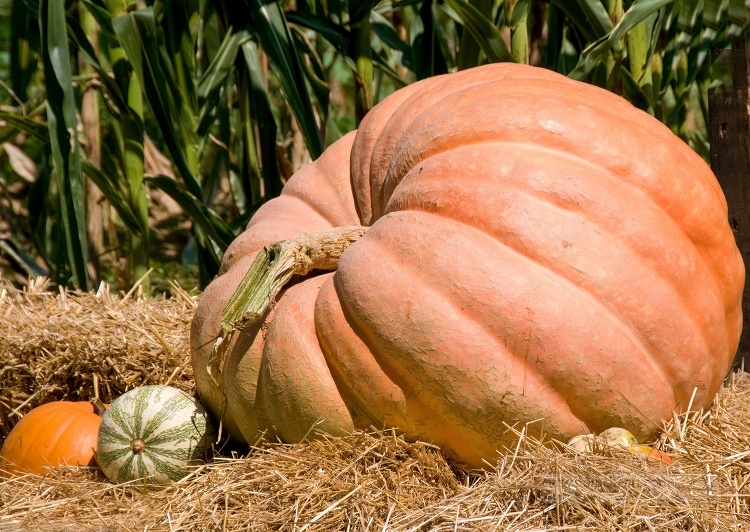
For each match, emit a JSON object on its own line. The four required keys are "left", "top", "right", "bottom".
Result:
{"left": 0, "top": 401, "right": 103, "bottom": 477}
{"left": 629, "top": 445, "right": 672, "bottom": 465}
{"left": 191, "top": 63, "right": 744, "bottom": 467}
{"left": 190, "top": 131, "right": 361, "bottom": 444}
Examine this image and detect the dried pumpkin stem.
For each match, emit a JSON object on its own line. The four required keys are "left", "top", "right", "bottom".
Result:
{"left": 209, "top": 225, "right": 367, "bottom": 383}
{"left": 130, "top": 438, "right": 146, "bottom": 455}
{"left": 219, "top": 225, "right": 367, "bottom": 339}
{"left": 90, "top": 397, "right": 107, "bottom": 416}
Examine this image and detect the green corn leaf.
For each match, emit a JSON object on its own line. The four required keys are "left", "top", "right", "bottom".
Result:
{"left": 10, "top": 0, "right": 37, "bottom": 101}
{"left": 156, "top": 10, "right": 199, "bottom": 147}
{"left": 351, "top": 8, "right": 374, "bottom": 122}
{"left": 508, "top": 0, "right": 532, "bottom": 28}
{"left": 626, "top": 14, "right": 655, "bottom": 88}
{"left": 290, "top": 27, "right": 331, "bottom": 128}
{"left": 664, "top": 29, "right": 714, "bottom": 127}
{"left": 123, "top": 75, "right": 149, "bottom": 285}
{"left": 197, "top": 28, "right": 249, "bottom": 136}
{"left": 507, "top": 0, "right": 531, "bottom": 64}
{"left": 621, "top": 65, "right": 652, "bottom": 111}
{"left": 229, "top": 199, "right": 265, "bottom": 233}
{"left": 206, "top": 0, "right": 240, "bottom": 30}
{"left": 285, "top": 11, "right": 349, "bottom": 51}
{"left": 443, "top": 0, "right": 514, "bottom": 63}
{"left": 247, "top": 0, "right": 324, "bottom": 159}
{"left": 456, "top": 0, "right": 490, "bottom": 70}
{"left": 0, "top": 239, "right": 50, "bottom": 278}
{"left": 160, "top": 1, "right": 198, "bottom": 116}
{"left": 569, "top": 0, "right": 674, "bottom": 81}
{"left": 549, "top": 0, "right": 608, "bottom": 42}
{"left": 677, "top": 0, "right": 748, "bottom": 31}
{"left": 122, "top": 75, "right": 147, "bottom": 236}
{"left": 198, "top": 3, "right": 221, "bottom": 60}
{"left": 410, "top": 0, "right": 449, "bottom": 80}
{"left": 350, "top": 0, "right": 380, "bottom": 23}
{"left": 0, "top": 112, "right": 51, "bottom": 143}
{"left": 571, "top": 0, "right": 613, "bottom": 38}
{"left": 389, "top": 0, "right": 423, "bottom": 8}
{"left": 65, "top": 14, "right": 128, "bottom": 114}
{"left": 658, "top": 4, "right": 680, "bottom": 92}
{"left": 645, "top": 4, "right": 669, "bottom": 61}
{"left": 456, "top": 0, "right": 491, "bottom": 70}
{"left": 431, "top": 4, "right": 456, "bottom": 69}
{"left": 80, "top": 0, "right": 115, "bottom": 35}
{"left": 27, "top": 157, "right": 51, "bottom": 262}
{"left": 371, "top": 10, "right": 413, "bottom": 71}
{"left": 545, "top": 2, "right": 564, "bottom": 70}
{"left": 81, "top": 160, "right": 142, "bottom": 233}
{"left": 684, "top": 25, "right": 705, "bottom": 85}
{"left": 236, "top": 60, "right": 263, "bottom": 205}
{"left": 112, "top": 10, "right": 201, "bottom": 197}
{"left": 41, "top": 0, "right": 89, "bottom": 290}
{"left": 286, "top": 10, "right": 407, "bottom": 84}
{"left": 194, "top": 229, "right": 223, "bottom": 288}
{"left": 49, "top": 223, "right": 69, "bottom": 286}
{"left": 372, "top": 49, "right": 410, "bottom": 87}
{"left": 197, "top": 28, "right": 249, "bottom": 102}
{"left": 199, "top": 86, "right": 232, "bottom": 208}
{"left": 145, "top": 175, "right": 235, "bottom": 250}
{"left": 241, "top": 40, "right": 282, "bottom": 200}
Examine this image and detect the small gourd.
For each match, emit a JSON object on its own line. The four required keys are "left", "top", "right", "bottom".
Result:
{"left": 567, "top": 433, "right": 597, "bottom": 452}
{"left": 567, "top": 427, "right": 671, "bottom": 465}
{"left": 598, "top": 427, "right": 639, "bottom": 448}
{"left": 96, "top": 385, "right": 215, "bottom": 484}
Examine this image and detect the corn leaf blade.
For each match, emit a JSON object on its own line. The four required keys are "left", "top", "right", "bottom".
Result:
{"left": 112, "top": 10, "right": 201, "bottom": 196}
{"left": 41, "top": 0, "right": 89, "bottom": 289}
{"left": 569, "top": 0, "right": 674, "bottom": 81}
{"left": 145, "top": 175, "right": 235, "bottom": 250}
{"left": 247, "top": 0, "right": 323, "bottom": 159}
{"left": 443, "top": 0, "right": 514, "bottom": 63}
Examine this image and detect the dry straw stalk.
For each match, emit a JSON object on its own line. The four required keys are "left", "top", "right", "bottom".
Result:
{"left": 1, "top": 278, "right": 749, "bottom": 530}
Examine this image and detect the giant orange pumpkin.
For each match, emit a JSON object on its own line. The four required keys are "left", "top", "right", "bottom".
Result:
{"left": 191, "top": 63, "right": 744, "bottom": 468}
{"left": 0, "top": 401, "right": 104, "bottom": 477}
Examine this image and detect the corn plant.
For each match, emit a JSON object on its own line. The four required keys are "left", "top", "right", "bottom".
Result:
{"left": 0, "top": 0, "right": 315, "bottom": 288}
{"left": 0, "top": 0, "right": 746, "bottom": 291}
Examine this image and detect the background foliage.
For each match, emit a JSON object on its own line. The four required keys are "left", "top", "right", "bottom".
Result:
{"left": 0, "top": 0, "right": 747, "bottom": 293}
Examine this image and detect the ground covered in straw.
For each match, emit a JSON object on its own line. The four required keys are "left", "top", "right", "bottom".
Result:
{"left": 1, "top": 279, "right": 749, "bottom": 530}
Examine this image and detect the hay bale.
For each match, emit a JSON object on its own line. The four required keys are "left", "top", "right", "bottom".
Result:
{"left": 1, "top": 278, "right": 749, "bottom": 530}
{"left": 0, "top": 277, "right": 194, "bottom": 439}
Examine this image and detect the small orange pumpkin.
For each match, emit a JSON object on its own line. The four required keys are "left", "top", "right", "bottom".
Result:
{"left": 0, "top": 400, "right": 105, "bottom": 477}
{"left": 629, "top": 445, "right": 672, "bottom": 465}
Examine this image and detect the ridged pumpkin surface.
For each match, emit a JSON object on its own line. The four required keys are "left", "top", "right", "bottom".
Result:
{"left": 191, "top": 63, "right": 744, "bottom": 468}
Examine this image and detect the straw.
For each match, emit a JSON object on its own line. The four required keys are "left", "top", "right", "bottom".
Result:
{"left": 1, "top": 278, "right": 748, "bottom": 530}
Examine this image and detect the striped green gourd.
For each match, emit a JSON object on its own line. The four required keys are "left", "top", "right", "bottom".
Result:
{"left": 96, "top": 385, "right": 215, "bottom": 484}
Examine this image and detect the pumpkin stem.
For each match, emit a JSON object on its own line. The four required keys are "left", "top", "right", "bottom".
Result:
{"left": 220, "top": 225, "right": 367, "bottom": 335}
{"left": 130, "top": 438, "right": 147, "bottom": 455}
{"left": 91, "top": 397, "right": 107, "bottom": 416}
{"left": 213, "top": 225, "right": 367, "bottom": 368}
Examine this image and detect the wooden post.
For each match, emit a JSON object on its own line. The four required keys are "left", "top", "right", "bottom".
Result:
{"left": 709, "top": 43, "right": 750, "bottom": 370}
